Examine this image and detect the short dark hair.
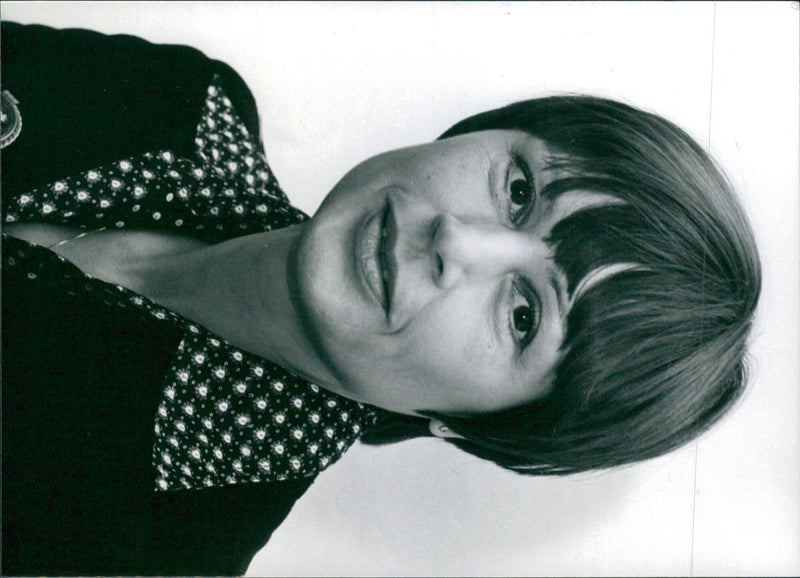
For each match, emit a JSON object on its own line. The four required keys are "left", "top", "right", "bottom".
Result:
{"left": 361, "top": 95, "right": 761, "bottom": 475}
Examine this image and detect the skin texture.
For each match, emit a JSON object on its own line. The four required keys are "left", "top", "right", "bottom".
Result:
{"left": 295, "top": 129, "right": 614, "bottom": 417}
{"left": 7, "top": 130, "right": 616, "bottom": 421}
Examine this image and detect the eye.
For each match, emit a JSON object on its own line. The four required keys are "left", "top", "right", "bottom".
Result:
{"left": 507, "top": 153, "right": 536, "bottom": 225}
{"left": 509, "top": 278, "right": 540, "bottom": 350}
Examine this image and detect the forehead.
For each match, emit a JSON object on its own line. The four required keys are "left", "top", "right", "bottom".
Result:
{"left": 536, "top": 178, "right": 642, "bottom": 318}
{"left": 539, "top": 189, "right": 620, "bottom": 235}
{"left": 509, "top": 153, "right": 624, "bottom": 394}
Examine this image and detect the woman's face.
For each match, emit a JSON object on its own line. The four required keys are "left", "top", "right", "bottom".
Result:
{"left": 295, "top": 129, "right": 608, "bottom": 417}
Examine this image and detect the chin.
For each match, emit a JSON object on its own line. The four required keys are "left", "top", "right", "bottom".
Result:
{"left": 295, "top": 214, "right": 340, "bottom": 334}
{"left": 295, "top": 213, "right": 363, "bottom": 365}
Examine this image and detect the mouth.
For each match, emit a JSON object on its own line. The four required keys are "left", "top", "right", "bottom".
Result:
{"left": 356, "top": 196, "right": 397, "bottom": 318}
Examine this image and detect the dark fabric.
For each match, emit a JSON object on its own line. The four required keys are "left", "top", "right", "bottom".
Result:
{"left": 1, "top": 23, "right": 320, "bottom": 575}
{"left": 1, "top": 21, "right": 259, "bottom": 195}
{"left": 2, "top": 237, "right": 313, "bottom": 576}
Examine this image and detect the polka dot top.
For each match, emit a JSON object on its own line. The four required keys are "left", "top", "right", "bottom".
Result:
{"left": 3, "top": 76, "right": 378, "bottom": 491}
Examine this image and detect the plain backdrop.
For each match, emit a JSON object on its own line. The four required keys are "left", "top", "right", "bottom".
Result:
{"left": 3, "top": 2, "right": 798, "bottom": 576}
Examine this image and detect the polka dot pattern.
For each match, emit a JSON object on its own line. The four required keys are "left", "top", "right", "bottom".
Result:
{"left": 3, "top": 76, "right": 377, "bottom": 492}
{"left": 152, "top": 331, "right": 371, "bottom": 491}
{"left": 4, "top": 76, "right": 307, "bottom": 243}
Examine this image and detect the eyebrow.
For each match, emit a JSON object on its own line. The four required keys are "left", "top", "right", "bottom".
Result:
{"left": 549, "top": 269, "right": 566, "bottom": 320}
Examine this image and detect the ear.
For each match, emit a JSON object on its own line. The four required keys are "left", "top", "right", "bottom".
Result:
{"left": 428, "top": 419, "right": 465, "bottom": 440}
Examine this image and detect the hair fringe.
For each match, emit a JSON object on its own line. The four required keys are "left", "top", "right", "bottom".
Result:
{"left": 362, "top": 95, "right": 761, "bottom": 475}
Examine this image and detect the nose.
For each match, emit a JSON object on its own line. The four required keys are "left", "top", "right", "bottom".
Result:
{"left": 431, "top": 213, "right": 531, "bottom": 290}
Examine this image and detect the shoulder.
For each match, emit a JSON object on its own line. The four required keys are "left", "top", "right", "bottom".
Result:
{"left": 1, "top": 22, "right": 261, "bottom": 192}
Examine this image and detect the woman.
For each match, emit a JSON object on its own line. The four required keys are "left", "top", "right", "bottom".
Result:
{"left": 2, "top": 22, "right": 761, "bottom": 576}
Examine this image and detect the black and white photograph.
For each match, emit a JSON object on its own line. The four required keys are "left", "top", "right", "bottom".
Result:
{"left": 2, "top": 2, "right": 798, "bottom": 576}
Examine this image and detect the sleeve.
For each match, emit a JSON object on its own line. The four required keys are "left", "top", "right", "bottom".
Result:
{"left": 1, "top": 21, "right": 260, "bottom": 196}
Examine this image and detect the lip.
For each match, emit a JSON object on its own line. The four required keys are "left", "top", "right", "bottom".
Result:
{"left": 383, "top": 199, "right": 398, "bottom": 316}
{"left": 355, "top": 197, "right": 396, "bottom": 318}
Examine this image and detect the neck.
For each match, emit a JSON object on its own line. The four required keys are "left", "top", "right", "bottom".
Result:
{"left": 129, "top": 225, "right": 339, "bottom": 390}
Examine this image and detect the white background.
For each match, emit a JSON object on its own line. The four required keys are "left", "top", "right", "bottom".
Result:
{"left": 3, "top": 2, "right": 798, "bottom": 576}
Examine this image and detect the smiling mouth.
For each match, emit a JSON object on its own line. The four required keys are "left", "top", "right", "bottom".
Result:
{"left": 356, "top": 198, "right": 396, "bottom": 318}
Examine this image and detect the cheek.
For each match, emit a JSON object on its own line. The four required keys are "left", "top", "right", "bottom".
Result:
{"left": 422, "top": 160, "right": 493, "bottom": 215}
{"left": 398, "top": 289, "right": 507, "bottom": 402}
